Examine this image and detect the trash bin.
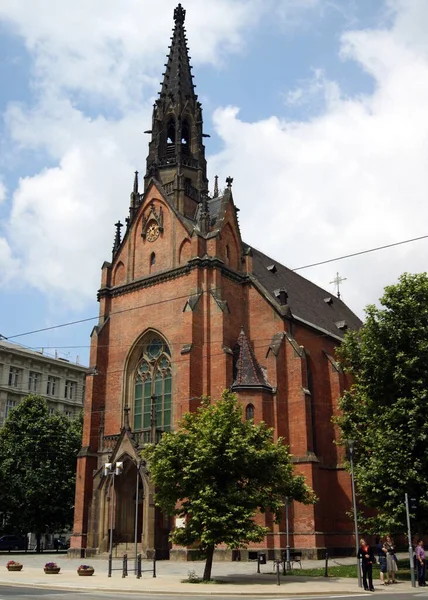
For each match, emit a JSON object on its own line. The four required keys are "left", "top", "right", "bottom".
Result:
{"left": 258, "top": 552, "right": 266, "bottom": 564}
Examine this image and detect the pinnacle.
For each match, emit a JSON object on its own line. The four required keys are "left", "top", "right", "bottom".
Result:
{"left": 159, "top": 4, "right": 196, "bottom": 102}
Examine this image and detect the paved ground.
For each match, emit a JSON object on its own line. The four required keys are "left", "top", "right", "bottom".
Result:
{"left": 0, "top": 552, "right": 421, "bottom": 596}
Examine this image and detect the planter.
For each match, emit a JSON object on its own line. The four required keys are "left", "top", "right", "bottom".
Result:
{"left": 78, "top": 569, "right": 94, "bottom": 576}
{"left": 7, "top": 565, "right": 23, "bottom": 572}
{"left": 44, "top": 568, "right": 61, "bottom": 574}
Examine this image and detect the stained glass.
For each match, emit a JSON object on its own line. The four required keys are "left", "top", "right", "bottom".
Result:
{"left": 134, "top": 336, "right": 172, "bottom": 432}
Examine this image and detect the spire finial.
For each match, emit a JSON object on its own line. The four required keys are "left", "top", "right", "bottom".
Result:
{"left": 133, "top": 171, "right": 139, "bottom": 194}
{"left": 226, "top": 176, "right": 233, "bottom": 189}
{"left": 213, "top": 175, "right": 219, "bottom": 198}
{"left": 112, "top": 220, "right": 123, "bottom": 256}
{"left": 174, "top": 4, "right": 186, "bottom": 24}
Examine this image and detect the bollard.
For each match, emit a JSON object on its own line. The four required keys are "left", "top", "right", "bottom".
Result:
{"left": 257, "top": 554, "right": 261, "bottom": 574}
{"left": 153, "top": 550, "right": 156, "bottom": 578}
{"left": 122, "top": 553, "right": 128, "bottom": 578}
{"left": 137, "top": 553, "right": 142, "bottom": 579}
{"left": 108, "top": 553, "right": 112, "bottom": 577}
{"left": 275, "top": 559, "right": 281, "bottom": 586}
{"left": 324, "top": 552, "right": 329, "bottom": 577}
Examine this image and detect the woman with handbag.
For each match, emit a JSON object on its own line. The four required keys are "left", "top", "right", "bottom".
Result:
{"left": 357, "top": 538, "right": 375, "bottom": 591}
{"left": 383, "top": 535, "right": 398, "bottom": 584}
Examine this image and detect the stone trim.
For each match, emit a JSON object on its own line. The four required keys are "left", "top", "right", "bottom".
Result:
{"left": 98, "top": 257, "right": 248, "bottom": 300}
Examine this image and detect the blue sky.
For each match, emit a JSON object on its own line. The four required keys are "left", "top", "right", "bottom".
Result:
{"left": 1, "top": 0, "right": 428, "bottom": 367}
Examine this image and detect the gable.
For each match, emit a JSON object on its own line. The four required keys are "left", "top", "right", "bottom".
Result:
{"left": 109, "top": 180, "right": 197, "bottom": 285}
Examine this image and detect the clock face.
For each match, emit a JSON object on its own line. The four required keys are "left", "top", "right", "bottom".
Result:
{"left": 146, "top": 222, "right": 160, "bottom": 242}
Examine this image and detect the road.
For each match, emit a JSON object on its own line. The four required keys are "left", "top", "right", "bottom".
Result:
{"left": 1, "top": 586, "right": 428, "bottom": 600}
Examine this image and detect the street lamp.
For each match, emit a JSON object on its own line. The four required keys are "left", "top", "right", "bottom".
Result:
{"left": 347, "top": 440, "right": 362, "bottom": 588}
{"left": 405, "top": 493, "right": 416, "bottom": 587}
{"left": 285, "top": 497, "right": 291, "bottom": 571}
{"left": 134, "top": 460, "right": 144, "bottom": 574}
{"left": 104, "top": 461, "right": 123, "bottom": 577}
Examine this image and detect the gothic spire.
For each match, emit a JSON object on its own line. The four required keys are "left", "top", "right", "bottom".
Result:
{"left": 160, "top": 4, "right": 196, "bottom": 102}
{"left": 144, "top": 4, "right": 209, "bottom": 218}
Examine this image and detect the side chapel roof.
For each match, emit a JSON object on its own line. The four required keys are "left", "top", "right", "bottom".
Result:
{"left": 232, "top": 328, "right": 273, "bottom": 392}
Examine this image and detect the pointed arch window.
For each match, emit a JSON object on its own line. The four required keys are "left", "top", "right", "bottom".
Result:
{"left": 181, "top": 120, "right": 191, "bottom": 154}
{"left": 166, "top": 117, "right": 176, "bottom": 158}
{"left": 245, "top": 403, "right": 255, "bottom": 421}
{"left": 134, "top": 335, "right": 172, "bottom": 432}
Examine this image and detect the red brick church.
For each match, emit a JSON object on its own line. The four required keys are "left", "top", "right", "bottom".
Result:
{"left": 70, "top": 4, "right": 362, "bottom": 559}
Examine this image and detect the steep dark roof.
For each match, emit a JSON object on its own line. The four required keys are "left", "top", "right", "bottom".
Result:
{"left": 249, "top": 246, "right": 362, "bottom": 339}
{"left": 231, "top": 328, "right": 273, "bottom": 391}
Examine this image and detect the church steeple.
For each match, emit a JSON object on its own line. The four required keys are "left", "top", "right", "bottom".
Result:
{"left": 144, "top": 4, "right": 209, "bottom": 218}
{"left": 161, "top": 4, "right": 196, "bottom": 104}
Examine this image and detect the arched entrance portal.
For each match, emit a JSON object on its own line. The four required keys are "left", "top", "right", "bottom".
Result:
{"left": 114, "top": 459, "right": 143, "bottom": 546}
{"left": 101, "top": 453, "right": 172, "bottom": 559}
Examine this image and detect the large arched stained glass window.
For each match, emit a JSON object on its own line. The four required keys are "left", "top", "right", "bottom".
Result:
{"left": 134, "top": 336, "right": 172, "bottom": 432}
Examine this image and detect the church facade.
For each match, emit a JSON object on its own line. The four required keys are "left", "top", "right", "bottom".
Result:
{"left": 70, "top": 4, "right": 362, "bottom": 560}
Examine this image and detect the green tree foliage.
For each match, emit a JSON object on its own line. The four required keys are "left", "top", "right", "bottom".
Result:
{"left": 0, "top": 395, "right": 82, "bottom": 549}
{"left": 143, "top": 391, "right": 316, "bottom": 580}
{"left": 336, "top": 272, "right": 428, "bottom": 532}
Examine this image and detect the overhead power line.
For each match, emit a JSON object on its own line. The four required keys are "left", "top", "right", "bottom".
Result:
{"left": 3, "top": 233, "right": 427, "bottom": 341}
{"left": 292, "top": 234, "right": 428, "bottom": 271}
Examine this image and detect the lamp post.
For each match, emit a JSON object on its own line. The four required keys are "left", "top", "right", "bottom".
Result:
{"left": 105, "top": 461, "right": 123, "bottom": 577}
{"left": 347, "top": 440, "right": 362, "bottom": 588}
{"left": 405, "top": 493, "right": 416, "bottom": 587}
{"left": 134, "top": 460, "right": 143, "bottom": 574}
{"left": 285, "top": 497, "right": 291, "bottom": 570}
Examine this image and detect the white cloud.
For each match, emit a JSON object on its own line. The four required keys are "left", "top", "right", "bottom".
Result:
{"left": 0, "top": 237, "right": 21, "bottom": 286}
{"left": 6, "top": 105, "right": 149, "bottom": 307}
{"left": 2, "top": 0, "right": 428, "bottom": 318}
{"left": 0, "top": 0, "right": 268, "bottom": 309}
{"left": 283, "top": 68, "right": 341, "bottom": 108}
{"left": 0, "top": 180, "right": 6, "bottom": 204}
{"left": 0, "top": 0, "right": 262, "bottom": 110}
{"left": 210, "top": 0, "right": 428, "bottom": 316}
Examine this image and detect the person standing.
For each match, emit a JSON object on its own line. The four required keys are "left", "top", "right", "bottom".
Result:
{"left": 416, "top": 540, "right": 426, "bottom": 587}
{"left": 358, "top": 538, "right": 375, "bottom": 591}
{"left": 375, "top": 535, "right": 387, "bottom": 585}
{"left": 383, "top": 535, "right": 397, "bottom": 584}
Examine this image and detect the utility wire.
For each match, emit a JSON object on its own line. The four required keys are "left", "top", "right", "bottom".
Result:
{"left": 3, "top": 233, "right": 427, "bottom": 341}
{"left": 292, "top": 234, "right": 428, "bottom": 271}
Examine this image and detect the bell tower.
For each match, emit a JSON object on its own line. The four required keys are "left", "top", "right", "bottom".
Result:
{"left": 144, "top": 4, "right": 209, "bottom": 218}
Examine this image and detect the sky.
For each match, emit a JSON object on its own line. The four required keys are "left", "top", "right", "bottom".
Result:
{"left": 1, "top": 0, "right": 428, "bottom": 367}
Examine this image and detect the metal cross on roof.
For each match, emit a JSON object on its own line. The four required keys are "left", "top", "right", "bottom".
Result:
{"left": 330, "top": 272, "right": 347, "bottom": 299}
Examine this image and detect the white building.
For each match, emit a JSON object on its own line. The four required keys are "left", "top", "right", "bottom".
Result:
{"left": 0, "top": 340, "right": 87, "bottom": 426}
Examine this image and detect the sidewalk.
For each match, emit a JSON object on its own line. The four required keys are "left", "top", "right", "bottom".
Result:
{"left": 0, "top": 553, "right": 419, "bottom": 596}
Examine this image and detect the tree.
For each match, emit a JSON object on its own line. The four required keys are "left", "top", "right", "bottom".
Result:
{"left": 0, "top": 395, "right": 82, "bottom": 551}
{"left": 143, "top": 391, "right": 316, "bottom": 580}
{"left": 336, "top": 272, "right": 428, "bottom": 532}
